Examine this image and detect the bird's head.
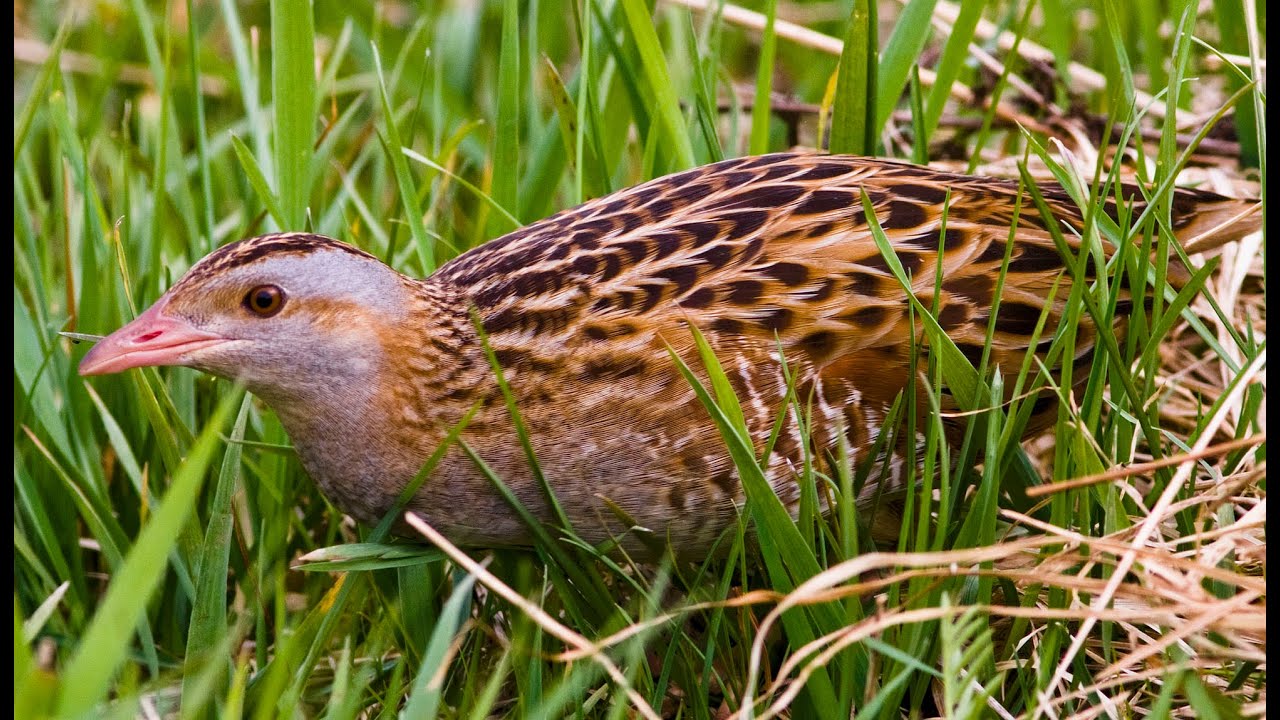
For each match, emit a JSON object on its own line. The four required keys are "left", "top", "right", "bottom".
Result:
{"left": 79, "top": 233, "right": 414, "bottom": 405}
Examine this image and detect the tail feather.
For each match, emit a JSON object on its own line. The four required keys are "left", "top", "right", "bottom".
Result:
{"left": 1156, "top": 189, "right": 1261, "bottom": 288}
{"left": 1174, "top": 195, "right": 1263, "bottom": 254}
{"left": 1102, "top": 184, "right": 1261, "bottom": 254}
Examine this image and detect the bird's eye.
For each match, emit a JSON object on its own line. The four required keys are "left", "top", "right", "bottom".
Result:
{"left": 243, "top": 285, "right": 285, "bottom": 317}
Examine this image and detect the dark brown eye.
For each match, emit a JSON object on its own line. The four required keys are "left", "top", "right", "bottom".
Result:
{"left": 243, "top": 285, "right": 285, "bottom": 317}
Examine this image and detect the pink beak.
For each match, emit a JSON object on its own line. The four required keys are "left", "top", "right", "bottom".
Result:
{"left": 79, "top": 301, "right": 226, "bottom": 376}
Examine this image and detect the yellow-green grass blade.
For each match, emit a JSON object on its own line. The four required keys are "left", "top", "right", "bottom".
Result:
{"left": 55, "top": 390, "right": 242, "bottom": 717}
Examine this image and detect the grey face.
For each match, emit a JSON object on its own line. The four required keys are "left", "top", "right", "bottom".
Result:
{"left": 82, "top": 243, "right": 413, "bottom": 408}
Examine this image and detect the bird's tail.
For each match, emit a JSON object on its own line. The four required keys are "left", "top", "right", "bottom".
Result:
{"left": 1171, "top": 189, "right": 1263, "bottom": 255}
{"left": 1159, "top": 189, "right": 1262, "bottom": 288}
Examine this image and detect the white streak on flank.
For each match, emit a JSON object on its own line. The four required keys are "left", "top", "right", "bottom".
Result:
{"left": 733, "top": 355, "right": 771, "bottom": 429}
{"left": 810, "top": 377, "right": 843, "bottom": 437}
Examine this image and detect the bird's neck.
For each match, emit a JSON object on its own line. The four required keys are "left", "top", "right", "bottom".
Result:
{"left": 267, "top": 280, "right": 488, "bottom": 524}
{"left": 267, "top": 371, "right": 400, "bottom": 523}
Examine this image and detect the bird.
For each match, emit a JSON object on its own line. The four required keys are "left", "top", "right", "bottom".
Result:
{"left": 79, "top": 152, "right": 1260, "bottom": 559}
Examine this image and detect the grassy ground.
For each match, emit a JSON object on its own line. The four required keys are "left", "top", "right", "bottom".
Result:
{"left": 13, "top": 0, "right": 1265, "bottom": 717}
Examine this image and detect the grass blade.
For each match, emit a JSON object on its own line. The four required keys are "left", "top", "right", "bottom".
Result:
{"left": 830, "top": 0, "right": 878, "bottom": 155}
{"left": 372, "top": 43, "right": 437, "bottom": 273}
{"left": 491, "top": 0, "right": 523, "bottom": 238}
{"left": 922, "top": 0, "right": 985, "bottom": 138}
{"left": 271, "top": 0, "right": 316, "bottom": 229}
{"left": 55, "top": 390, "right": 242, "bottom": 717}
{"left": 231, "top": 135, "right": 288, "bottom": 230}
{"left": 876, "top": 0, "right": 938, "bottom": 132}
{"left": 400, "top": 571, "right": 480, "bottom": 719}
{"left": 13, "top": 14, "right": 73, "bottom": 156}
{"left": 619, "top": 0, "right": 696, "bottom": 169}
{"left": 748, "top": 0, "right": 778, "bottom": 155}
{"left": 181, "top": 395, "right": 252, "bottom": 716}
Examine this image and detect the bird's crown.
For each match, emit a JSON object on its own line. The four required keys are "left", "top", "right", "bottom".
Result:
{"left": 180, "top": 232, "right": 379, "bottom": 286}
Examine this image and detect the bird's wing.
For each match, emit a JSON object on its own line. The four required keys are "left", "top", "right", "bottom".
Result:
{"left": 432, "top": 152, "right": 1253, "bottom": 448}
{"left": 435, "top": 153, "right": 1091, "bottom": 368}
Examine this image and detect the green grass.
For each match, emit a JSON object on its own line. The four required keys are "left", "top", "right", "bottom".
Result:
{"left": 13, "top": 1, "right": 1265, "bottom": 718}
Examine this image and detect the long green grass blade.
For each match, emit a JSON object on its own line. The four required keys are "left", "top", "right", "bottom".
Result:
{"left": 618, "top": 0, "right": 695, "bottom": 169}
{"left": 56, "top": 391, "right": 242, "bottom": 717}
{"left": 271, "top": 0, "right": 316, "bottom": 229}
{"left": 922, "top": 0, "right": 984, "bottom": 138}
{"left": 748, "top": 0, "right": 779, "bottom": 155}
{"left": 876, "top": 0, "right": 938, "bottom": 132}
{"left": 231, "top": 135, "right": 288, "bottom": 229}
{"left": 491, "top": 0, "right": 523, "bottom": 238}
{"left": 181, "top": 395, "right": 252, "bottom": 716}
{"left": 372, "top": 44, "right": 437, "bottom": 273}
{"left": 400, "top": 571, "right": 479, "bottom": 719}
{"left": 830, "top": 0, "right": 878, "bottom": 155}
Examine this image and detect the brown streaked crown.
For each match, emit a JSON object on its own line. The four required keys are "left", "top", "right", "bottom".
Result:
{"left": 179, "top": 232, "right": 380, "bottom": 286}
